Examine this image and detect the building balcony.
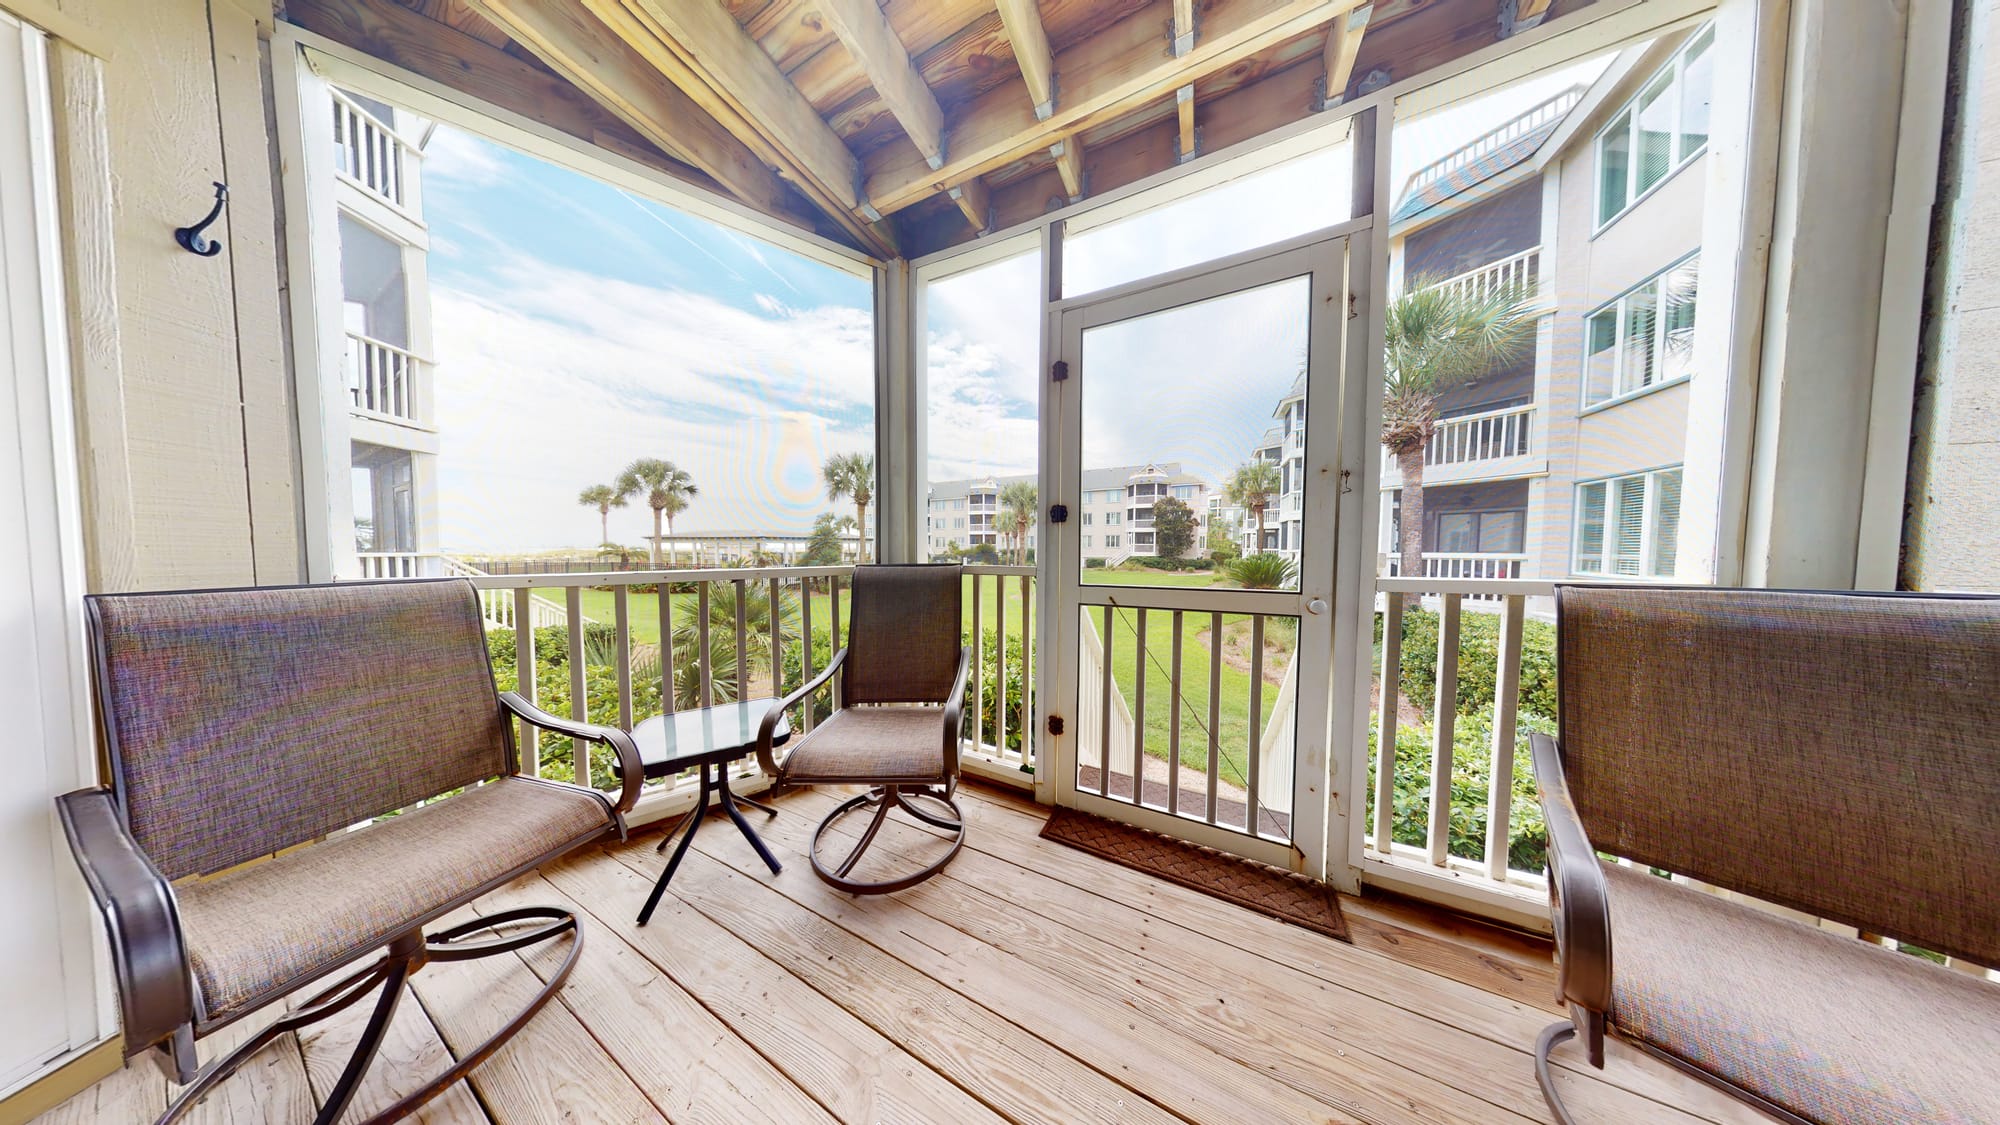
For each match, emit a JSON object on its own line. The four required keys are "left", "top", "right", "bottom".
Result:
{"left": 1380, "top": 403, "right": 1540, "bottom": 487}
{"left": 331, "top": 89, "right": 424, "bottom": 228}
{"left": 346, "top": 331, "right": 434, "bottom": 431}
{"left": 1424, "top": 246, "right": 1541, "bottom": 305}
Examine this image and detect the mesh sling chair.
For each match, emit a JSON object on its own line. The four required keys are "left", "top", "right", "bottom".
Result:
{"left": 755, "top": 564, "right": 970, "bottom": 893}
{"left": 57, "top": 580, "right": 643, "bottom": 1125}
{"left": 1532, "top": 585, "right": 2000, "bottom": 1125}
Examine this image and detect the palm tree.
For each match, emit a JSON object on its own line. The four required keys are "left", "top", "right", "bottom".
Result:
{"left": 1382, "top": 280, "right": 1538, "bottom": 585}
{"left": 577, "top": 483, "right": 626, "bottom": 546}
{"left": 669, "top": 581, "right": 797, "bottom": 708}
{"left": 821, "top": 452, "right": 874, "bottom": 563}
{"left": 616, "top": 458, "right": 698, "bottom": 567}
{"left": 1226, "top": 460, "right": 1282, "bottom": 553}
{"left": 998, "top": 481, "right": 1038, "bottom": 564}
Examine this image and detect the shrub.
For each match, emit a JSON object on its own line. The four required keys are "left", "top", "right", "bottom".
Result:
{"left": 1084, "top": 557, "right": 1107, "bottom": 569}
{"left": 1131, "top": 555, "right": 1212, "bottom": 572}
{"left": 1382, "top": 607, "right": 1558, "bottom": 719}
{"left": 1221, "top": 552, "right": 1297, "bottom": 589}
{"left": 1366, "top": 709, "right": 1552, "bottom": 874}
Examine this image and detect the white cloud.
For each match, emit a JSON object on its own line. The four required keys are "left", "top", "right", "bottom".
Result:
{"left": 423, "top": 126, "right": 507, "bottom": 187}
{"left": 428, "top": 255, "right": 874, "bottom": 552}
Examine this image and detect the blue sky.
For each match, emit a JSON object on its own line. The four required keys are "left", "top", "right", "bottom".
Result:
{"left": 420, "top": 130, "right": 875, "bottom": 552}
{"left": 417, "top": 53, "right": 1607, "bottom": 552}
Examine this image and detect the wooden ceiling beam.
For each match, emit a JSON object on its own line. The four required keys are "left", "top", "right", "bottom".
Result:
{"left": 1321, "top": 3, "right": 1372, "bottom": 106}
{"left": 1173, "top": 0, "right": 1197, "bottom": 56}
{"left": 457, "top": 0, "right": 791, "bottom": 217}
{"left": 285, "top": 0, "right": 737, "bottom": 199}
{"left": 817, "top": 0, "right": 947, "bottom": 170}
{"left": 947, "top": 176, "right": 991, "bottom": 233}
{"left": 580, "top": 0, "right": 892, "bottom": 253}
{"left": 1175, "top": 84, "right": 1197, "bottom": 161}
{"left": 864, "top": 0, "right": 1369, "bottom": 217}
{"left": 1051, "top": 136, "right": 1084, "bottom": 200}
{"left": 995, "top": 0, "right": 1058, "bottom": 121}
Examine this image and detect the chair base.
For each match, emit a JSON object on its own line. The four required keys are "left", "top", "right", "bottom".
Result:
{"left": 156, "top": 906, "right": 582, "bottom": 1125}
{"left": 809, "top": 785, "right": 965, "bottom": 894}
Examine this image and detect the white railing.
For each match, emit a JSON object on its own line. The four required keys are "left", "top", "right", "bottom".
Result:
{"left": 1425, "top": 403, "right": 1533, "bottom": 466}
{"left": 1383, "top": 552, "right": 1528, "bottom": 581}
{"left": 345, "top": 332, "right": 426, "bottom": 425}
{"left": 441, "top": 557, "right": 570, "bottom": 630}
{"left": 1368, "top": 578, "right": 1555, "bottom": 923}
{"left": 331, "top": 90, "right": 419, "bottom": 214}
{"left": 1424, "top": 246, "right": 1540, "bottom": 305}
{"left": 1284, "top": 430, "right": 1303, "bottom": 458}
{"left": 355, "top": 551, "right": 434, "bottom": 578}
{"left": 456, "top": 565, "right": 1037, "bottom": 801}
{"left": 1405, "top": 87, "right": 1583, "bottom": 193}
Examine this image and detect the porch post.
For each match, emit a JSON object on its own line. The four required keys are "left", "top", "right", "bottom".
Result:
{"left": 875, "top": 258, "right": 921, "bottom": 563}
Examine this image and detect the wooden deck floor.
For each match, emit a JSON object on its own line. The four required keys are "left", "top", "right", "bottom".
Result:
{"left": 32, "top": 784, "right": 1768, "bottom": 1125}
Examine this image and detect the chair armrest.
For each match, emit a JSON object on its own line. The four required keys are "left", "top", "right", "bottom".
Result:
{"left": 55, "top": 789, "right": 193, "bottom": 1058}
{"left": 941, "top": 646, "right": 972, "bottom": 776}
{"left": 1530, "top": 731, "right": 1612, "bottom": 1015}
{"left": 500, "top": 692, "right": 644, "bottom": 815}
{"left": 759, "top": 649, "right": 847, "bottom": 776}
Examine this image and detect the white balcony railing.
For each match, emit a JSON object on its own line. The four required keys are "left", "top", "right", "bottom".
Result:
{"left": 331, "top": 89, "right": 420, "bottom": 215}
{"left": 1404, "top": 87, "right": 1583, "bottom": 194}
{"left": 1424, "top": 246, "right": 1540, "bottom": 305}
{"left": 355, "top": 551, "right": 433, "bottom": 578}
{"left": 1427, "top": 403, "right": 1533, "bottom": 466}
{"left": 346, "top": 332, "right": 426, "bottom": 425}
{"left": 1383, "top": 552, "right": 1528, "bottom": 581}
{"left": 444, "top": 565, "right": 1036, "bottom": 806}
{"left": 1368, "top": 577, "right": 1555, "bottom": 924}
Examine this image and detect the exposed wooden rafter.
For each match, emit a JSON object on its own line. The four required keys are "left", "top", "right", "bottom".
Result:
{"left": 1051, "top": 136, "right": 1084, "bottom": 200}
{"left": 863, "top": 0, "right": 1372, "bottom": 218}
{"left": 995, "top": 0, "right": 1058, "bottom": 121}
{"left": 816, "top": 0, "right": 947, "bottom": 170}
{"left": 1502, "top": 0, "right": 1555, "bottom": 38}
{"left": 947, "top": 176, "right": 991, "bottom": 233}
{"left": 457, "top": 0, "right": 792, "bottom": 217}
{"left": 1175, "top": 84, "right": 1197, "bottom": 161}
{"left": 583, "top": 0, "right": 893, "bottom": 253}
{"left": 1172, "top": 0, "right": 1198, "bottom": 56}
{"left": 1321, "top": 3, "right": 1373, "bottom": 107}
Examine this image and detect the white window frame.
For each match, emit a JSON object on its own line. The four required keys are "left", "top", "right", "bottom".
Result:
{"left": 1581, "top": 251, "right": 1701, "bottom": 410}
{"left": 1572, "top": 466, "right": 1684, "bottom": 578}
{"left": 1593, "top": 23, "right": 1716, "bottom": 231}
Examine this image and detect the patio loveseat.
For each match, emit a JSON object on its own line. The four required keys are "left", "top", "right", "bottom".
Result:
{"left": 1531, "top": 585, "right": 2000, "bottom": 1125}
{"left": 57, "top": 579, "right": 642, "bottom": 1125}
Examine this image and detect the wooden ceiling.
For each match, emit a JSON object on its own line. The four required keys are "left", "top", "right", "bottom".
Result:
{"left": 284, "top": 0, "right": 1583, "bottom": 260}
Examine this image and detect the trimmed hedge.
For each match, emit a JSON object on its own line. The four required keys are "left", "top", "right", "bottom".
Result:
{"left": 1380, "top": 607, "right": 1558, "bottom": 719}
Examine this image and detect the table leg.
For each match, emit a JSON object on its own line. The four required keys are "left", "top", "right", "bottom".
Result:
{"left": 638, "top": 764, "right": 711, "bottom": 925}
{"left": 729, "top": 789, "right": 779, "bottom": 816}
{"left": 717, "top": 771, "right": 784, "bottom": 875}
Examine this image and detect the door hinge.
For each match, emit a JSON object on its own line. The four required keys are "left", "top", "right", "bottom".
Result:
{"left": 1051, "top": 360, "right": 1069, "bottom": 382}
{"left": 1047, "top": 714, "right": 1065, "bottom": 736}
{"left": 1049, "top": 504, "right": 1069, "bottom": 524}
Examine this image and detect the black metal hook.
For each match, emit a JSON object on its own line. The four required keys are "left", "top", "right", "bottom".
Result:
{"left": 175, "top": 182, "right": 228, "bottom": 257}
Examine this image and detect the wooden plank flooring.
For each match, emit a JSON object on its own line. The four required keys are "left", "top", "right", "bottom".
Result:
{"left": 32, "top": 784, "right": 1769, "bottom": 1125}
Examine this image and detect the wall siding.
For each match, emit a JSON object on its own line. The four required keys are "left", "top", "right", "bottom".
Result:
{"left": 39, "top": 0, "right": 298, "bottom": 591}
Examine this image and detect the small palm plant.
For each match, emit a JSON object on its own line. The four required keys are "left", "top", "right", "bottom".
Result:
{"left": 1222, "top": 552, "right": 1298, "bottom": 589}
{"left": 998, "top": 481, "right": 1038, "bottom": 564}
{"left": 577, "top": 483, "right": 626, "bottom": 546}
{"left": 669, "top": 581, "right": 798, "bottom": 708}
{"left": 1382, "top": 280, "right": 1538, "bottom": 585}
{"left": 615, "top": 459, "right": 698, "bottom": 567}
{"left": 1226, "top": 461, "right": 1282, "bottom": 552}
{"left": 821, "top": 452, "right": 874, "bottom": 563}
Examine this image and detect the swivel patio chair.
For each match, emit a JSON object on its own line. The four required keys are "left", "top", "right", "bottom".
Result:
{"left": 1532, "top": 585, "right": 2000, "bottom": 1125}
{"left": 755, "top": 563, "right": 970, "bottom": 893}
{"left": 57, "top": 579, "right": 642, "bottom": 1125}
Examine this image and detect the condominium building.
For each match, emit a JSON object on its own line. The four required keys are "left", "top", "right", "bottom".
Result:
{"left": 1229, "top": 29, "right": 1714, "bottom": 588}
{"left": 325, "top": 89, "right": 442, "bottom": 579}
{"left": 927, "top": 463, "right": 1210, "bottom": 563}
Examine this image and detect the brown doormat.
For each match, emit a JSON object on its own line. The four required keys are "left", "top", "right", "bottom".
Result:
{"left": 1039, "top": 806, "right": 1348, "bottom": 942}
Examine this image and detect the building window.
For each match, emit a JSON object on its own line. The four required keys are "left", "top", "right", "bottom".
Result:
{"left": 1104, "top": 534, "right": 1120, "bottom": 548}
{"left": 1171, "top": 484, "right": 1198, "bottom": 499}
{"left": 1104, "top": 511, "right": 1121, "bottom": 525}
{"left": 1595, "top": 26, "right": 1713, "bottom": 227}
{"left": 1083, "top": 534, "right": 1093, "bottom": 548}
{"left": 1082, "top": 511, "right": 1094, "bottom": 525}
{"left": 1584, "top": 254, "right": 1699, "bottom": 408}
{"left": 1435, "top": 509, "right": 1526, "bottom": 554}
{"left": 955, "top": 517, "right": 965, "bottom": 529}
{"left": 1573, "top": 467, "right": 1682, "bottom": 577}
